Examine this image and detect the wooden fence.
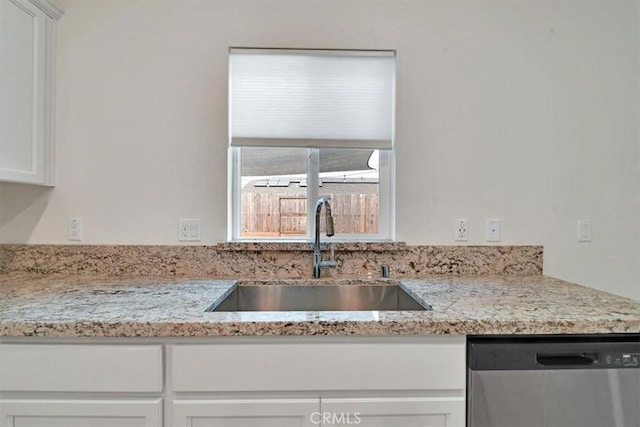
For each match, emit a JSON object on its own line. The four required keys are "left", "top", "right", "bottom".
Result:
{"left": 241, "top": 193, "right": 379, "bottom": 237}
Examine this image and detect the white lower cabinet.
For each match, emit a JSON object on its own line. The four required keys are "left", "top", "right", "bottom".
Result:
{"left": 0, "top": 399, "right": 162, "bottom": 427}
{"left": 0, "top": 337, "right": 466, "bottom": 427}
{"left": 171, "top": 397, "right": 463, "bottom": 427}
{"left": 0, "top": 344, "right": 164, "bottom": 427}
{"left": 320, "top": 397, "right": 465, "bottom": 427}
{"left": 169, "top": 337, "right": 466, "bottom": 427}
{"left": 172, "top": 399, "right": 319, "bottom": 427}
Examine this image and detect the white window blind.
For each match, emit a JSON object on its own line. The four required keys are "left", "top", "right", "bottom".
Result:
{"left": 229, "top": 48, "right": 395, "bottom": 149}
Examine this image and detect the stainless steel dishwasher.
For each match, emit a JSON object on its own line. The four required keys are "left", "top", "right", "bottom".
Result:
{"left": 467, "top": 334, "right": 640, "bottom": 427}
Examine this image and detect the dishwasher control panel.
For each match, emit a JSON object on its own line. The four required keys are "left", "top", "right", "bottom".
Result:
{"left": 468, "top": 335, "right": 640, "bottom": 371}
{"left": 604, "top": 352, "right": 640, "bottom": 368}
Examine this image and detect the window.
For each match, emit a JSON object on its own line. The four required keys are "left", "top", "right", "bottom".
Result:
{"left": 228, "top": 48, "right": 395, "bottom": 241}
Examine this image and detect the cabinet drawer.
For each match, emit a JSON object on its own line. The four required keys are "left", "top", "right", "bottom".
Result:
{"left": 171, "top": 337, "right": 465, "bottom": 392}
{"left": 0, "top": 344, "right": 163, "bottom": 392}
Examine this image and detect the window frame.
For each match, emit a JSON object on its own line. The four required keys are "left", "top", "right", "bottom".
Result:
{"left": 228, "top": 147, "right": 395, "bottom": 242}
{"left": 227, "top": 47, "right": 396, "bottom": 242}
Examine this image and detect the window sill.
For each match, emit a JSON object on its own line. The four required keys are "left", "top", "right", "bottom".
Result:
{"left": 217, "top": 241, "right": 407, "bottom": 252}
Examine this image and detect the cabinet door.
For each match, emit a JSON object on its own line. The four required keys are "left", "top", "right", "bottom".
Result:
{"left": 321, "top": 397, "right": 465, "bottom": 427}
{"left": 0, "top": 399, "right": 162, "bottom": 427}
{"left": 172, "top": 399, "right": 319, "bottom": 427}
{"left": 0, "top": 0, "right": 49, "bottom": 184}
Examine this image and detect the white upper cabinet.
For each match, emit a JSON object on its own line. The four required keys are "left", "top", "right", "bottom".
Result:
{"left": 0, "top": 0, "right": 62, "bottom": 185}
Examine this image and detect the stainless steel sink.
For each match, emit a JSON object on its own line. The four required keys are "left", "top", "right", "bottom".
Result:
{"left": 206, "top": 285, "right": 431, "bottom": 312}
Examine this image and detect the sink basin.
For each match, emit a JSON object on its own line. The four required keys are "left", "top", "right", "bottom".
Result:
{"left": 206, "top": 285, "right": 431, "bottom": 312}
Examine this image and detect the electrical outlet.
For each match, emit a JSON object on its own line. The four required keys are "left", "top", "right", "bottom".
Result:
{"left": 578, "top": 219, "right": 592, "bottom": 242}
{"left": 68, "top": 218, "right": 83, "bottom": 241}
{"left": 486, "top": 218, "right": 501, "bottom": 242}
{"left": 455, "top": 218, "right": 469, "bottom": 241}
{"left": 179, "top": 218, "right": 201, "bottom": 242}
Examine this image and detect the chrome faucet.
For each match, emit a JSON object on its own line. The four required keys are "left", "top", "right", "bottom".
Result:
{"left": 313, "top": 197, "right": 337, "bottom": 278}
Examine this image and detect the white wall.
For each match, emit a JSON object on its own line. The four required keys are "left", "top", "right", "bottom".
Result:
{"left": 1, "top": 0, "right": 638, "bottom": 299}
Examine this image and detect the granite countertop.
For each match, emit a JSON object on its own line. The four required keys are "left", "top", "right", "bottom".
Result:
{"left": 0, "top": 274, "right": 639, "bottom": 337}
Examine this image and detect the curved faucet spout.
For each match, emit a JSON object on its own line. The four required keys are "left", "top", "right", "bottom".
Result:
{"left": 316, "top": 197, "right": 334, "bottom": 238}
{"left": 313, "top": 197, "right": 337, "bottom": 278}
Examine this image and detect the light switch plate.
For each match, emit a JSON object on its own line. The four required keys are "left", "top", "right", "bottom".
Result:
{"left": 578, "top": 219, "right": 592, "bottom": 242}
{"left": 486, "top": 218, "right": 501, "bottom": 242}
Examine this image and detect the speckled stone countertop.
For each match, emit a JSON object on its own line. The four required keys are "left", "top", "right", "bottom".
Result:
{"left": 0, "top": 274, "right": 638, "bottom": 337}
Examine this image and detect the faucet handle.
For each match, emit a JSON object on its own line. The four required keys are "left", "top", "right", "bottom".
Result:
{"left": 319, "top": 260, "right": 337, "bottom": 268}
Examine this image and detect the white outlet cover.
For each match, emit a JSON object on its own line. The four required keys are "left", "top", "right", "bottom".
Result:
{"left": 179, "top": 218, "right": 201, "bottom": 242}
{"left": 68, "top": 218, "right": 83, "bottom": 241}
{"left": 455, "top": 218, "right": 469, "bottom": 241}
{"left": 486, "top": 218, "right": 501, "bottom": 242}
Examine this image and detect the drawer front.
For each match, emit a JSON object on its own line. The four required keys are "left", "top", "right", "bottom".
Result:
{"left": 171, "top": 337, "right": 465, "bottom": 392}
{"left": 0, "top": 344, "right": 163, "bottom": 392}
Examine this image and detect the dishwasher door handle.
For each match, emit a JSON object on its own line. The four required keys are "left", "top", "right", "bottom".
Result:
{"left": 536, "top": 352, "right": 598, "bottom": 367}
